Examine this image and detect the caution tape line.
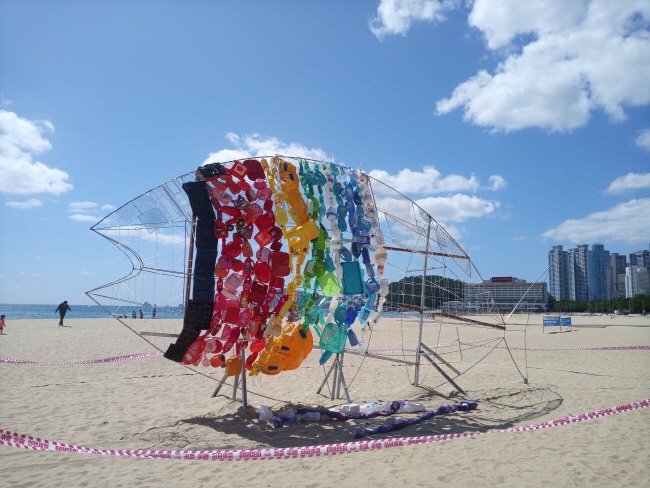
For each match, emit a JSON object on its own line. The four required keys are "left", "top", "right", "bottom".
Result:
{"left": 458, "top": 342, "right": 650, "bottom": 352}
{"left": 1, "top": 398, "right": 648, "bottom": 461}
{"left": 0, "top": 351, "right": 163, "bottom": 366}
{"left": 3, "top": 341, "right": 648, "bottom": 366}
{"left": 366, "top": 339, "right": 459, "bottom": 355}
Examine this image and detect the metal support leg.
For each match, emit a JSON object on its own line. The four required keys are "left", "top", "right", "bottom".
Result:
{"left": 335, "top": 357, "right": 352, "bottom": 404}
{"left": 240, "top": 349, "right": 247, "bottom": 410}
{"left": 331, "top": 356, "right": 339, "bottom": 401}
{"left": 211, "top": 373, "right": 229, "bottom": 398}
{"left": 335, "top": 351, "right": 345, "bottom": 399}
{"left": 415, "top": 215, "right": 432, "bottom": 387}
{"left": 316, "top": 359, "right": 338, "bottom": 395}
{"left": 420, "top": 353, "right": 466, "bottom": 395}
{"left": 232, "top": 374, "right": 239, "bottom": 401}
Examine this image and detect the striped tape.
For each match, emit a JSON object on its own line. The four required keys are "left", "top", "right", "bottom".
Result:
{"left": 3, "top": 341, "right": 647, "bottom": 366}
{"left": 458, "top": 342, "right": 650, "bottom": 352}
{"left": 0, "top": 351, "right": 162, "bottom": 366}
{"left": 1, "top": 398, "right": 647, "bottom": 461}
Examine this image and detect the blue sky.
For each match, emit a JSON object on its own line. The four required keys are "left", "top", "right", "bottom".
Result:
{"left": 1, "top": 0, "right": 649, "bottom": 305}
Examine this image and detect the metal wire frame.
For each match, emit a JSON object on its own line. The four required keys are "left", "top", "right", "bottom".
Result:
{"left": 85, "top": 155, "right": 539, "bottom": 395}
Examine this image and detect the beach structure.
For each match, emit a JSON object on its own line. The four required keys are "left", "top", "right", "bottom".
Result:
{"left": 87, "top": 156, "right": 529, "bottom": 405}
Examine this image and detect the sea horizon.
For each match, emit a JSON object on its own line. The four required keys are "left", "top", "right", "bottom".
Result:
{"left": 0, "top": 303, "right": 184, "bottom": 320}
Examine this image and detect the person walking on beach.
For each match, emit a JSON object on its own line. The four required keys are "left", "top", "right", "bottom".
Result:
{"left": 152, "top": 307, "right": 157, "bottom": 319}
{"left": 55, "top": 301, "right": 71, "bottom": 326}
{"left": 0, "top": 314, "right": 5, "bottom": 334}
{"left": 139, "top": 310, "right": 143, "bottom": 319}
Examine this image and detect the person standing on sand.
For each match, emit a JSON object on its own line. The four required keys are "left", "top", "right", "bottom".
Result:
{"left": 139, "top": 310, "right": 143, "bottom": 319}
{"left": 55, "top": 301, "right": 71, "bottom": 326}
{"left": 0, "top": 314, "right": 6, "bottom": 334}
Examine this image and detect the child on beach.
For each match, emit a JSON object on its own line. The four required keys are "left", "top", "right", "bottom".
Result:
{"left": 0, "top": 314, "right": 5, "bottom": 334}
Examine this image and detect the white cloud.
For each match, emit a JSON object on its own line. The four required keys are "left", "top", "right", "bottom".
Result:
{"left": 204, "top": 133, "right": 329, "bottom": 166}
{"left": 141, "top": 230, "right": 186, "bottom": 246}
{"left": 69, "top": 213, "right": 99, "bottom": 222}
{"left": 81, "top": 271, "right": 97, "bottom": 276}
{"left": 67, "top": 201, "right": 115, "bottom": 223}
{"left": 5, "top": 198, "right": 43, "bottom": 209}
{"left": 369, "top": 0, "right": 456, "bottom": 39}
{"left": 541, "top": 198, "right": 650, "bottom": 245}
{"left": 435, "top": 1, "right": 650, "bottom": 132}
{"left": 605, "top": 172, "right": 650, "bottom": 194}
{"left": 0, "top": 110, "right": 73, "bottom": 194}
{"left": 636, "top": 128, "right": 650, "bottom": 151}
{"left": 68, "top": 201, "right": 99, "bottom": 212}
{"left": 369, "top": 166, "right": 480, "bottom": 194}
{"left": 485, "top": 175, "right": 507, "bottom": 191}
{"left": 513, "top": 235, "right": 525, "bottom": 241}
{"left": 415, "top": 193, "right": 499, "bottom": 221}
{"left": 369, "top": 166, "right": 506, "bottom": 195}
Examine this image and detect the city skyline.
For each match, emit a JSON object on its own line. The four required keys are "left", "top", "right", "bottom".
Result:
{"left": 548, "top": 242, "right": 650, "bottom": 301}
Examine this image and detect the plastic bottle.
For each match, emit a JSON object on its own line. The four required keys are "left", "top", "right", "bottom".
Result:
{"left": 369, "top": 310, "right": 382, "bottom": 326}
{"left": 257, "top": 405, "right": 274, "bottom": 422}
{"left": 358, "top": 326, "right": 367, "bottom": 354}
{"left": 359, "top": 401, "right": 391, "bottom": 413}
{"left": 380, "top": 278, "right": 389, "bottom": 296}
{"left": 301, "top": 411, "right": 321, "bottom": 421}
{"left": 398, "top": 400, "right": 426, "bottom": 413}
{"left": 339, "top": 404, "right": 361, "bottom": 415}
{"left": 359, "top": 402, "right": 379, "bottom": 414}
{"left": 347, "top": 328, "right": 359, "bottom": 346}
{"left": 343, "top": 307, "right": 358, "bottom": 328}
{"left": 279, "top": 409, "right": 297, "bottom": 423}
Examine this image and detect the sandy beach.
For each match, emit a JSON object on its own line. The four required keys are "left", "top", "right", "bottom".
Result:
{"left": 1, "top": 314, "right": 649, "bottom": 487}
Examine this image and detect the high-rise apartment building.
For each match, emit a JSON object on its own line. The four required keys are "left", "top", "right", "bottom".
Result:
{"left": 625, "top": 266, "right": 650, "bottom": 297}
{"left": 610, "top": 253, "right": 627, "bottom": 299}
{"left": 548, "top": 245, "right": 570, "bottom": 300}
{"left": 588, "top": 244, "right": 611, "bottom": 301}
{"left": 568, "top": 245, "right": 589, "bottom": 302}
{"left": 629, "top": 249, "right": 650, "bottom": 270}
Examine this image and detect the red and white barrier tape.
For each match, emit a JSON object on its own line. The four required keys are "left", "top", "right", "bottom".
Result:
{"left": 365, "top": 339, "right": 459, "bottom": 355}
{"left": 458, "top": 342, "right": 650, "bottom": 352}
{"left": 0, "top": 351, "right": 162, "bottom": 366}
{"left": 1, "top": 398, "right": 647, "bottom": 461}
{"left": 3, "top": 340, "right": 647, "bottom": 366}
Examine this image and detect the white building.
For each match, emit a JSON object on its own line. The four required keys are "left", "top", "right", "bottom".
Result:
{"left": 625, "top": 266, "right": 650, "bottom": 298}
{"left": 465, "top": 277, "right": 548, "bottom": 312}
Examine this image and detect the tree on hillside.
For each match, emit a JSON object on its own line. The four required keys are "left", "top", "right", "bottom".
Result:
{"left": 385, "top": 275, "right": 465, "bottom": 311}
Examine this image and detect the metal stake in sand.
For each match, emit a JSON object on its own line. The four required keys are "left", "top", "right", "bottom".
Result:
{"left": 414, "top": 215, "right": 432, "bottom": 387}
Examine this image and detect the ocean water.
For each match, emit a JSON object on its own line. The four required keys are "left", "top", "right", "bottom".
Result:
{"left": 0, "top": 304, "right": 184, "bottom": 320}
{"left": 0, "top": 304, "right": 414, "bottom": 321}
